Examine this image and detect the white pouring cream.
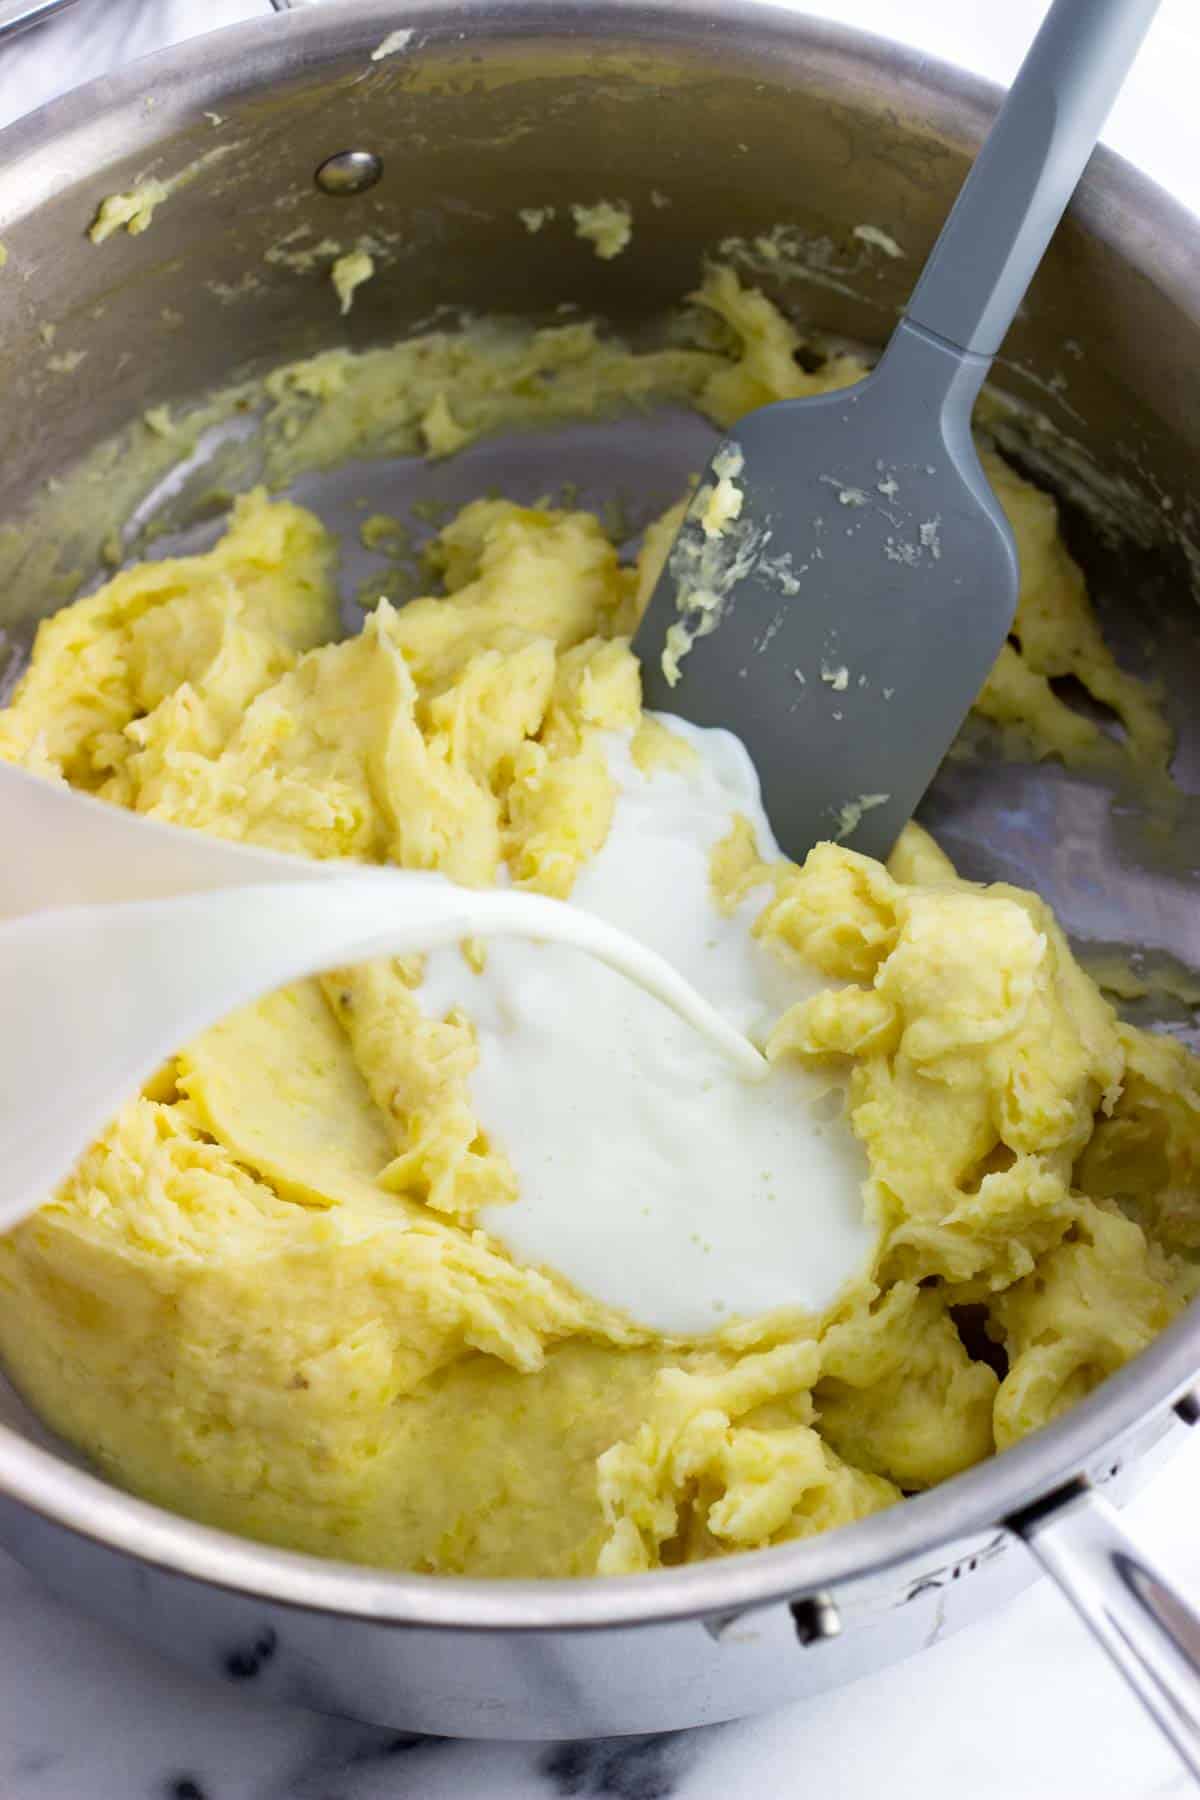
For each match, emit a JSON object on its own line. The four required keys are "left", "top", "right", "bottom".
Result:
{"left": 418, "top": 717, "right": 876, "bottom": 1336}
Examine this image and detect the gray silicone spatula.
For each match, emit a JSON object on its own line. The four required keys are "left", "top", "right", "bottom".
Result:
{"left": 635, "top": 0, "right": 1161, "bottom": 863}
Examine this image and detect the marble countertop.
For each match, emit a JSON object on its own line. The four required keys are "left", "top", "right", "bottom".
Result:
{"left": 1, "top": 3, "right": 1199, "bottom": 1796}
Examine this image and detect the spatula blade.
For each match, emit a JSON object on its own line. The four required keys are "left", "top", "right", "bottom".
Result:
{"left": 634, "top": 333, "right": 1019, "bottom": 864}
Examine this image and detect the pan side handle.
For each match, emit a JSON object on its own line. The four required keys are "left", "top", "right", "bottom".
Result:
{"left": 1015, "top": 1480, "right": 1200, "bottom": 1783}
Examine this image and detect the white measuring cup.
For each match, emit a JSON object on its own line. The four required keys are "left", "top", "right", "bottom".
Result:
{"left": 0, "top": 762, "right": 764, "bottom": 1232}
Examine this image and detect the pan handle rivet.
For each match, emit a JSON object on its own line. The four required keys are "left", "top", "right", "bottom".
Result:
{"left": 315, "top": 150, "right": 383, "bottom": 196}
{"left": 790, "top": 1593, "right": 841, "bottom": 1645}
{"left": 1174, "top": 1390, "right": 1200, "bottom": 1427}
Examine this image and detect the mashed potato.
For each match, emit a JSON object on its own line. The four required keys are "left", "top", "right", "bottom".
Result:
{"left": 0, "top": 269, "right": 1196, "bottom": 1578}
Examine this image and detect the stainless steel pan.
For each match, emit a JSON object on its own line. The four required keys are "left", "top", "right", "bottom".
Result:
{"left": 1, "top": 0, "right": 1199, "bottom": 1758}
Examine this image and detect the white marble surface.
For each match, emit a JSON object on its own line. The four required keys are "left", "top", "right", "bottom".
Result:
{"left": 1, "top": 3, "right": 1199, "bottom": 1796}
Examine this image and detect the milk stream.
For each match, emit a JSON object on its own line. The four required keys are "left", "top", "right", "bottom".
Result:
{"left": 419, "top": 716, "right": 875, "bottom": 1335}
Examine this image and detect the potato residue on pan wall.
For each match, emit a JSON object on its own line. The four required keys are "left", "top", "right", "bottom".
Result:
{"left": 572, "top": 200, "right": 634, "bottom": 260}
{"left": 87, "top": 142, "right": 241, "bottom": 243}
{"left": 371, "top": 27, "right": 415, "bottom": 60}
{"left": 330, "top": 248, "right": 375, "bottom": 316}
{"left": 0, "top": 266, "right": 1196, "bottom": 1578}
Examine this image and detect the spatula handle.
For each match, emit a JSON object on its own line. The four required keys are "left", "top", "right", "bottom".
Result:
{"left": 905, "top": 0, "right": 1161, "bottom": 359}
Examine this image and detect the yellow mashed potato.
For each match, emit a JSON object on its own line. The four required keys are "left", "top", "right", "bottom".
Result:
{"left": 0, "top": 268, "right": 1197, "bottom": 1578}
